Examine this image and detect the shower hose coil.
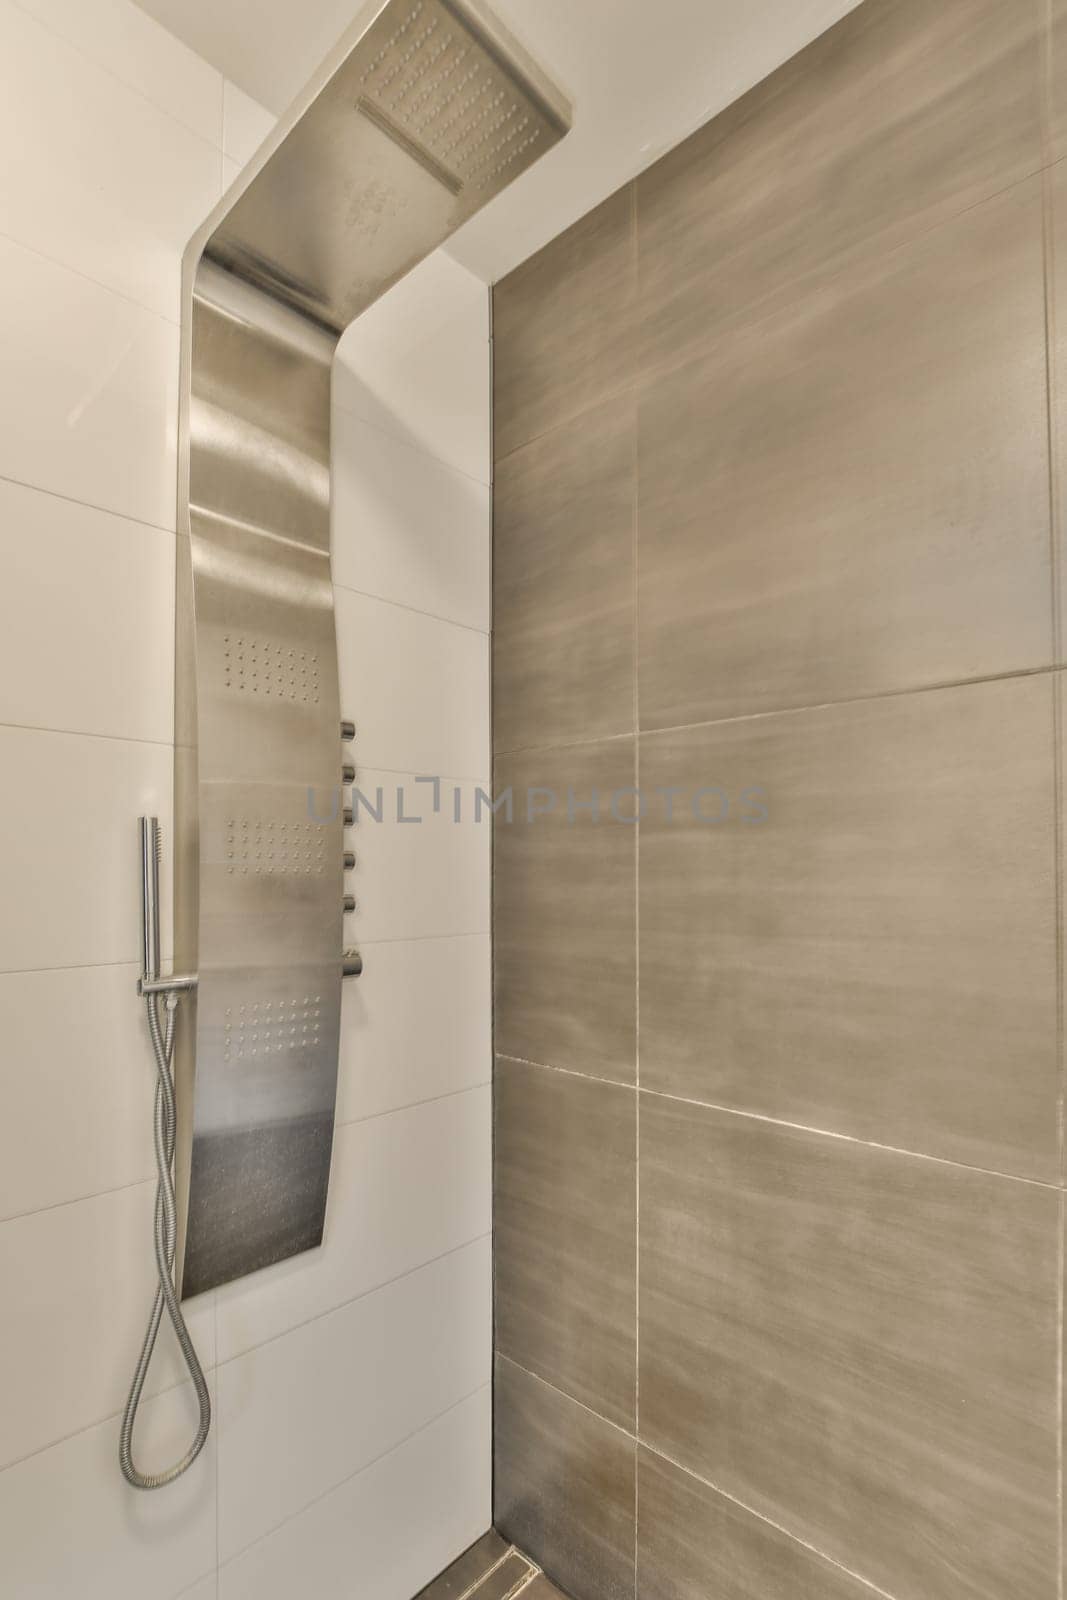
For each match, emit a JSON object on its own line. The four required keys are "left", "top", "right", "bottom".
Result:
{"left": 119, "top": 989, "right": 211, "bottom": 1490}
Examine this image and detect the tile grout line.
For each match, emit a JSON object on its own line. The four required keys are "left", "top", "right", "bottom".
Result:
{"left": 494, "top": 664, "right": 1067, "bottom": 761}
{"left": 332, "top": 577, "right": 490, "bottom": 639}
{"left": 430, "top": 1542, "right": 518, "bottom": 1600}
{"left": 629, "top": 182, "right": 642, "bottom": 1599}
{"left": 0, "top": 467, "right": 178, "bottom": 537}
{"left": 217, "top": 1382, "right": 492, "bottom": 1573}
{"left": 493, "top": 152, "right": 1066, "bottom": 470}
{"left": 494, "top": 1052, "right": 1065, "bottom": 1192}
{"left": 645, "top": 1444, "right": 903, "bottom": 1600}
{"left": 7, "top": 0, "right": 227, "bottom": 160}
{"left": 0, "top": 1081, "right": 491, "bottom": 1228}
{"left": 331, "top": 394, "right": 493, "bottom": 491}
{"left": 1039, "top": 23, "right": 1065, "bottom": 1586}
{"left": 0, "top": 715, "right": 174, "bottom": 751}
{"left": 0, "top": 215, "right": 183, "bottom": 329}
{"left": 0, "top": 1236, "right": 494, "bottom": 1482}
{"left": 498, "top": 1354, "right": 900, "bottom": 1600}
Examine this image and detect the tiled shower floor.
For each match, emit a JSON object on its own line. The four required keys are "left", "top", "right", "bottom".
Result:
{"left": 416, "top": 1531, "right": 567, "bottom": 1600}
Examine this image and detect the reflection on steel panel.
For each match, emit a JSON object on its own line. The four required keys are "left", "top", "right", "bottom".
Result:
{"left": 174, "top": 0, "right": 570, "bottom": 1297}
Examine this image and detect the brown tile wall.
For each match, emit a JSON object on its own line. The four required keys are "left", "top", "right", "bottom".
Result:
{"left": 490, "top": 0, "right": 1067, "bottom": 1597}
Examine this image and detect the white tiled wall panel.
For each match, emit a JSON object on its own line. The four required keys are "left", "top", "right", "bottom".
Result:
{"left": 0, "top": 233, "right": 180, "bottom": 529}
{"left": 336, "top": 587, "right": 490, "bottom": 780}
{"left": 0, "top": 1183, "right": 215, "bottom": 1469}
{"left": 218, "top": 1387, "right": 492, "bottom": 1600}
{"left": 0, "top": 725, "right": 173, "bottom": 972}
{"left": 332, "top": 411, "right": 491, "bottom": 630}
{"left": 217, "top": 1237, "right": 491, "bottom": 1560}
{"left": 0, "top": 479, "right": 175, "bottom": 744}
{"left": 0, "top": 1377, "right": 217, "bottom": 1600}
{"left": 0, "top": 2, "right": 220, "bottom": 320}
{"left": 337, "top": 932, "right": 491, "bottom": 1125}
{"left": 334, "top": 253, "right": 491, "bottom": 484}
{"left": 215, "top": 1088, "right": 492, "bottom": 1362}
{"left": 0, "top": 3, "right": 492, "bottom": 1591}
{"left": 10, "top": 0, "right": 224, "bottom": 146}
{"left": 0, "top": 963, "right": 156, "bottom": 1220}
{"left": 222, "top": 81, "right": 276, "bottom": 168}
{"left": 349, "top": 766, "right": 492, "bottom": 944}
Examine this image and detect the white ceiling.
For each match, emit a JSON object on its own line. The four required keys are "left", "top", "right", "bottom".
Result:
{"left": 134, "top": 0, "right": 862, "bottom": 282}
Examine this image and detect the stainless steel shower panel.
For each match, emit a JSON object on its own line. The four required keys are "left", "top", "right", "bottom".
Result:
{"left": 174, "top": 0, "right": 569, "bottom": 1298}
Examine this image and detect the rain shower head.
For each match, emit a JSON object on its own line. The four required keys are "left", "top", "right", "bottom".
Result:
{"left": 198, "top": 0, "right": 571, "bottom": 331}
{"left": 170, "top": 0, "right": 569, "bottom": 1299}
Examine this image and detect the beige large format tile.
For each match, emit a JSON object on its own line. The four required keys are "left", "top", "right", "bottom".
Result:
{"left": 637, "top": 177, "right": 1051, "bottom": 730}
{"left": 1049, "top": 0, "right": 1067, "bottom": 160}
{"left": 494, "top": 1356, "right": 636, "bottom": 1600}
{"left": 637, "top": 1448, "right": 874, "bottom": 1600}
{"left": 494, "top": 394, "right": 635, "bottom": 753}
{"left": 494, "top": 740, "right": 636, "bottom": 1083}
{"left": 1049, "top": 159, "right": 1067, "bottom": 644}
{"left": 639, "top": 675, "right": 1058, "bottom": 1180}
{"left": 639, "top": 1097, "right": 1060, "bottom": 1600}
{"left": 636, "top": 0, "right": 1045, "bottom": 375}
{"left": 493, "top": 187, "right": 636, "bottom": 461}
{"left": 495, "top": 1059, "right": 636, "bottom": 1429}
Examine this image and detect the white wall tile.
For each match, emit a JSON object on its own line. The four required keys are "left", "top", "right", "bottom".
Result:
{"left": 349, "top": 767, "right": 491, "bottom": 945}
{"left": 0, "top": 1377, "right": 217, "bottom": 1600}
{"left": 215, "top": 1089, "right": 491, "bottom": 1362}
{"left": 0, "top": 963, "right": 157, "bottom": 1221}
{"left": 0, "top": 3, "right": 220, "bottom": 321}
{"left": 11, "top": 0, "right": 224, "bottom": 146}
{"left": 0, "top": 479, "right": 174, "bottom": 744}
{"left": 0, "top": 234, "right": 180, "bottom": 530}
{"left": 218, "top": 1238, "right": 491, "bottom": 1561}
{"left": 336, "top": 588, "right": 489, "bottom": 780}
{"left": 219, "top": 1387, "right": 491, "bottom": 1600}
{"left": 0, "top": 725, "right": 172, "bottom": 973}
{"left": 0, "top": 1183, "right": 215, "bottom": 1469}
{"left": 334, "top": 252, "right": 491, "bottom": 484}
{"left": 336, "top": 934, "right": 490, "bottom": 1125}
{"left": 332, "top": 411, "right": 491, "bottom": 631}
{"left": 222, "top": 81, "right": 276, "bottom": 168}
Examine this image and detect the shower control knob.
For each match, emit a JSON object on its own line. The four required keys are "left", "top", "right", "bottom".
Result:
{"left": 343, "top": 850, "right": 356, "bottom": 872}
{"left": 340, "top": 720, "right": 356, "bottom": 742}
{"left": 342, "top": 762, "right": 355, "bottom": 785}
{"left": 343, "top": 949, "right": 363, "bottom": 979}
{"left": 343, "top": 893, "right": 357, "bottom": 913}
{"left": 343, "top": 805, "right": 354, "bottom": 828}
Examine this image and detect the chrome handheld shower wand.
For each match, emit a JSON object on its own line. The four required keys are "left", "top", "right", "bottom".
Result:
{"left": 119, "top": 817, "right": 210, "bottom": 1490}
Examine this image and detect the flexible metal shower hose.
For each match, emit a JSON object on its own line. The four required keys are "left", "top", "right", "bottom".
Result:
{"left": 119, "top": 991, "right": 211, "bottom": 1489}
